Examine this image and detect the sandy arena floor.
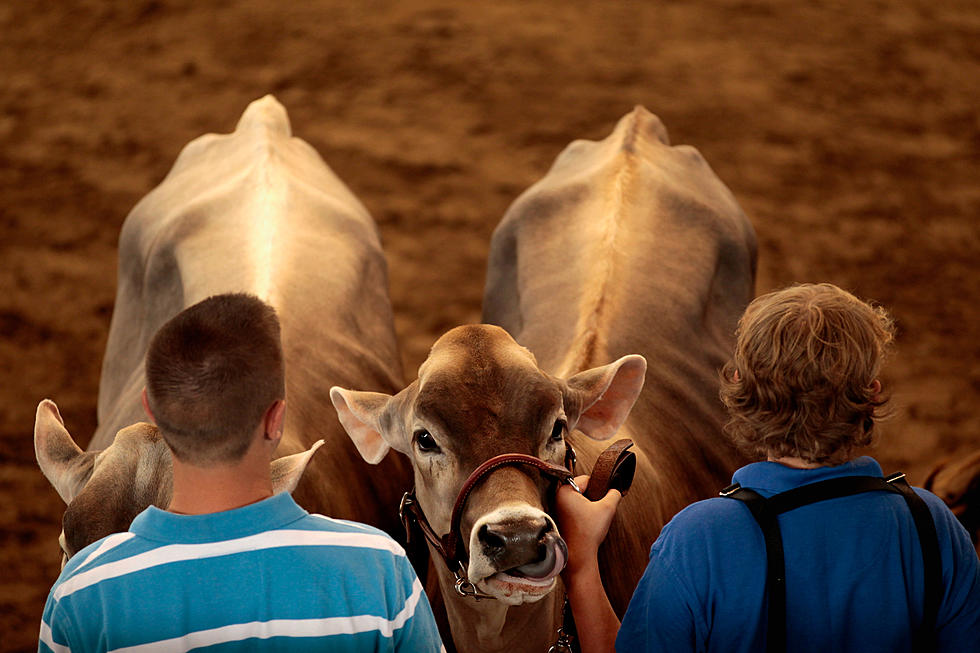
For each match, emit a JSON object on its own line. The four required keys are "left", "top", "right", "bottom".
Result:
{"left": 1, "top": 1, "right": 978, "bottom": 650}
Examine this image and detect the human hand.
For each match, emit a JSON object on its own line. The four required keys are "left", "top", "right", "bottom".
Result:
{"left": 556, "top": 475, "right": 622, "bottom": 578}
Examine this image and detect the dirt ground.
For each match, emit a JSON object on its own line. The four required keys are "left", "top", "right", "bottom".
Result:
{"left": 1, "top": 0, "right": 978, "bottom": 649}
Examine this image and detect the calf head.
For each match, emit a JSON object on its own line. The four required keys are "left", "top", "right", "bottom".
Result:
{"left": 35, "top": 399, "right": 323, "bottom": 566}
{"left": 331, "top": 324, "right": 645, "bottom": 604}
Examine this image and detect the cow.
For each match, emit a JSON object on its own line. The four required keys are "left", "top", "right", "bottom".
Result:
{"left": 330, "top": 106, "right": 758, "bottom": 652}
{"left": 925, "top": 450, "right": 980, "bottom": 556}
{"left": 34, "top": 95, "right": 413, "bottom": 568}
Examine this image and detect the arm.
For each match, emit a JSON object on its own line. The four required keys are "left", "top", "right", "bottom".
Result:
{"left": 556, "top": 475, "right": 623, "bottom": 653}
{"left": 392, "top": 554, "right": 446, "bottom": 652}
{"left": 924, "top": 491, "right": 980, "bottom": 652}
{"left": 38, "top": 596, "right": 73, "bottom": 653}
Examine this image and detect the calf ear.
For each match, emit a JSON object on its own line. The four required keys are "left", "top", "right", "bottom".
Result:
{"left": 271, "top": 439, "right": 325, "bottom": 494}
{"left": 34, "top": 399, "right": 97, "bottom": 504}
{"left": 329, "top": 387, "right": 396, "bottom": 464}
{"left": 565, "top": 355, "right": 647, "bottom": 440}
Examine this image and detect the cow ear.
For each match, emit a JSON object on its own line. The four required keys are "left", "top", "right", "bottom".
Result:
{"left": 329, "top": 387, "right": 396, "bottom": 464}
{"left": 565, "top": 355, "right": 647, "bottom": 440}
{"left": 271, "top": 439, "right": 325, "bottom": 494}
{"left": 34, "top": 399, "right": 98, "bottom": 504}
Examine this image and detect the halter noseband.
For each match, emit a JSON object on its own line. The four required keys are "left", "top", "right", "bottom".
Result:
{"left": 399, "top": 445, "right": 578, "bottom": 599}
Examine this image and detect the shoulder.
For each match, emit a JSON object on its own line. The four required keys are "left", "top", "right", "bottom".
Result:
{"left": 292, "top": 517, "right": 424, "bottom": 606}
{"left": 911, "top": 486, "right": 978, "bottom": 557}
{"left": 301, "top": 512, "right": 398, "bottom": 539}
{"left": 57, "top": 530, "right": 150, "bottom": 582}
{"left": 658, "top": 496, "right": 758, "bottom": 544}
{"left": 910, "top": 486, "right": 973, "bottom": 542}
{"left": 41, "top": 531, "right": 163, "bottom": 648}
{"left": 292, "top": 513, "right": 408, "bottom": 558}
{"left": 648, "top": 497, "right": 763, "bottom": 575}
{"left": 912, "top": 485, "right": 959, "bottom": 520}
{"left": 624, "top": 498, "right": 756, "bottom": 647}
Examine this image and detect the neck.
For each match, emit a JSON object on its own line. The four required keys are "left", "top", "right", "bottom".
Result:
{"left": 768, "top": 454, "right": 825, "bottom": 469}
{"left": 168, "top": 448, "right": 273, "bottom": 515}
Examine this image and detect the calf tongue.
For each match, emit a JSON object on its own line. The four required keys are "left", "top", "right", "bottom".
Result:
{"left": 509, "top": 537, "right": 567, "bottom": 581}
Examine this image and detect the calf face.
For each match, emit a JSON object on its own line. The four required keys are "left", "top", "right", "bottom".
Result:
{"left": 331, "top": 324, "right": 645, "bottom": 604}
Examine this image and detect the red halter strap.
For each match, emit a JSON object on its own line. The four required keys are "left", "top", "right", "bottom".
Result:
{"left": 399, "top": 447, "right": 577, "bottom": 599}
{"left": 443, "top": 453, "right": 576, "bottom": 565}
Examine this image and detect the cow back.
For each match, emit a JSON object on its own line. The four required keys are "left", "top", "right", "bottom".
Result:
{"left": 94, "top": 95, "right": 411, "bottom": 535}
{"left": 483, "top": 106, "right": 757, "bottom": 611}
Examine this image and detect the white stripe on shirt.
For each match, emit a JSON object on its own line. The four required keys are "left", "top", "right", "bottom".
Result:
{"left": 54, "top": 529, "right": 404, "bottom": 601}
{"left": 39, "top": 620, "right": 71, "bottom": 653}
{"left": 106, "top": 578, "right": 428, "bottom": 653}
{"left": 72, "top": 532, "right": 136, "bottom": 573}
{"left": 309, "top": 513, "right": 378, "bottom": 532}
{"left": 387, "top": 577, "right": 425, "bottom": 633}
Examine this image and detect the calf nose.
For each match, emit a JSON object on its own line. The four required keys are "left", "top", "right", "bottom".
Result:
{"left": 478, "top": 517, "right": 553, "bottom": 570}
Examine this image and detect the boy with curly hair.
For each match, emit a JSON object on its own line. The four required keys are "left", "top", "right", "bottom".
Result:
{"left": 558, "top": 283, "right": 980, "bottom": 652}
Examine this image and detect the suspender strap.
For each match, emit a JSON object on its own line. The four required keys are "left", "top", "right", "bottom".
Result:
{"left": 721, "top": 486, "right": 787, "bottom": 653}
{"left": 765, "top": 475, "right": 906, "bottom": 514}
{"left": 720, "top": 474, "right": 941, "bottom": 653}
{"left": 885, "top": 474, "right": 942, "bottom": 652}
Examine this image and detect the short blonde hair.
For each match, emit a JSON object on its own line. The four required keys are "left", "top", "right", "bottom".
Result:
{"left": 719, "top": 283, "right": 895, "bottom": 465}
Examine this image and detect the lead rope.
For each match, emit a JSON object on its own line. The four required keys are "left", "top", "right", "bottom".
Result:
{"left": 550, "top": 439, "right": 637, "bottom": 653}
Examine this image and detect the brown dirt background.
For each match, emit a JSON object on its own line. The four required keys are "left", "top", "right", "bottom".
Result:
{"left": 1, "top": 0, "right": 978, "bottom": 649}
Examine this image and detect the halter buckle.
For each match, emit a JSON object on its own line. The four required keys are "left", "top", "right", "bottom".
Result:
{"left": 398, "top": 491, "right": 416, "bottom": 544}
{"left": 564, "top": 442, "right": 577, "bottom": 473}
{"left": 398, "top": 491, "right": 414, "bottom": 519}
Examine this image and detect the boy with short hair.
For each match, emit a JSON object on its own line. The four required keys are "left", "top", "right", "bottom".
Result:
{"left": 40, "top": 293, "right": 443, "bottom": 652}
{"left": 559, "top": 283, "right": 980, "bottom": 652}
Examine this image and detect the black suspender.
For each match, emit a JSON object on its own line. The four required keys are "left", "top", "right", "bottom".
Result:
{"left": 720, "top": 473, "right": 941, "bottom": 653}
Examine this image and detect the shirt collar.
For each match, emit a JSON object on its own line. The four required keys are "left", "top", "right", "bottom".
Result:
{"left": 732, "top": 455, "right": 884, "bottom": 497}
{"left": 129, "top": 491, "right": 308, "bottom": 544}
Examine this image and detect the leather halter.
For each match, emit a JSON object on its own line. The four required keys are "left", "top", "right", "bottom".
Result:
{"left": 400, "top": 445, "right": 578, "bottom": 598}
{"left": 399, "top": 439, "right": 637, "bottom": 602}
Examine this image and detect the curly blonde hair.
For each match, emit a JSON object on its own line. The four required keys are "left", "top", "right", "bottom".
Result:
{"left": 719, "top": 283, "right": 895, "bottom": 465}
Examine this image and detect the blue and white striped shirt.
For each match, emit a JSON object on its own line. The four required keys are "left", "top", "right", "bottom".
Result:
{"left": 39, "top": 492, "right": 444, "bottom": 652}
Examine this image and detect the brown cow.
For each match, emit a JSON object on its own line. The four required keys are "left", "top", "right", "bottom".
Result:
{"left": 331, "top": 106, "right": 757, "bottom": 651}
{"left": 35, "top": 95, "right": 413, "bottom": 565}
{"left": 925, "top": 450, "right": 980, "bottom": 556}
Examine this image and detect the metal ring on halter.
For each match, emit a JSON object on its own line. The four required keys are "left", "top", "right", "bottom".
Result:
{"left": 453, "top": 562, "right": 495, "bottom": 600}
{"left": 548, "top": 633, "right": 574, "bottom": 653}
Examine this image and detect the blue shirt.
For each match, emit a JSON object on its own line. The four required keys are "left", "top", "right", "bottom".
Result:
{"left": 617, "top": 457, "right": 980, "bottom": 652}
{"left": 39, "top": 492, "right": 445, "bottom": 652}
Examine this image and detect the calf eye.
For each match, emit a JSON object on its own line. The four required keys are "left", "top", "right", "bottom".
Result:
{"left": 414, "top": 429, "right": 440, "bottom": 453}
{"left": 550, "top": 419, "right": 566, "bottom": 442}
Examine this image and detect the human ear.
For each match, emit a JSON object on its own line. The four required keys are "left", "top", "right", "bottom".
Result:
{"left": 141, "top": 388, "right": 157, "bottom": 424}
{"left": 264, "top": 399, "right": 286, "bottom": 446}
